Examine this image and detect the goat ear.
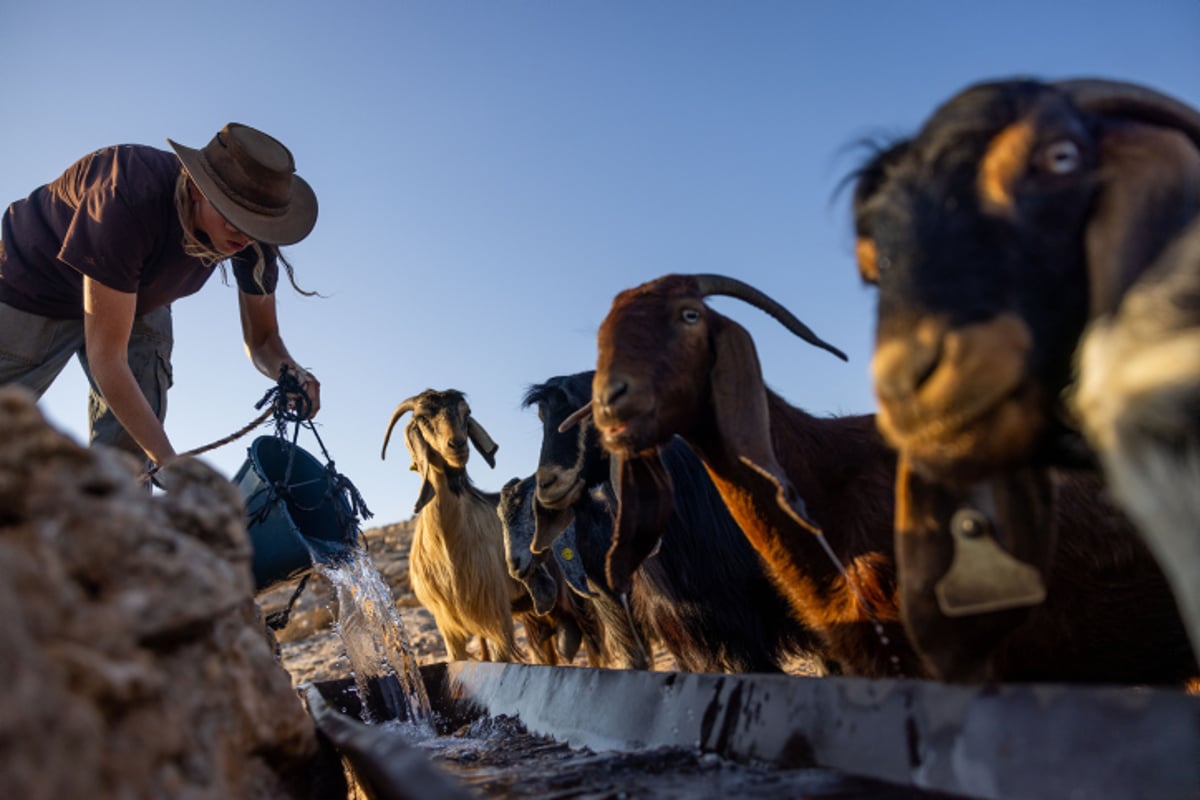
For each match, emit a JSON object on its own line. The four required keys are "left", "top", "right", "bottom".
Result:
{"left": 404, "top": 424, "right": 438, "bottom": 515}
{"left": 467, "top": 417, "right": 499, "bottom": 468}
{"left": 531, "top": 501, "right": 574, "bottom": 554}
{"left": 710, "top": 316, "right": 824, "bottom": 535}
{"left": 552, "top": 525, "right": 594, "bottom": 598}
{"left": 1085, "top": 122, "right": 1200, "bottom": 316}
{"left": 605, "top": 451, "right": 675, "bottom": 595}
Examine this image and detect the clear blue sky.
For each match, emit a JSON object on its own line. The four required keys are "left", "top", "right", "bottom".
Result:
{"left": 3, "top": 1, "right": 1197, "bottom": 527}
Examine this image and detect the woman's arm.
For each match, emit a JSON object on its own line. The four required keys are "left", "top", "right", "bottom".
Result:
{"left": 82, "top": 276, "right": 177, "bottom": 465}
{"left": 238, "top": 290, "right": 321, "bottom": 417}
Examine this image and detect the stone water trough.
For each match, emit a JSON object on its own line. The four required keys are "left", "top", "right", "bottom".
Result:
{"left": 306, "top": 661, "right": 1200, "bottom": 800}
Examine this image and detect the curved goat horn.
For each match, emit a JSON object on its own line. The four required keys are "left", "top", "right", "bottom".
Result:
{"left": 692, "top": 273, "right": 849, "bottom": 361}
{"left": 381, "top": 396, "right": 421, "bottom": 459}
{"left": 1055, "top": 79, "right": 1200, "bottom": 148}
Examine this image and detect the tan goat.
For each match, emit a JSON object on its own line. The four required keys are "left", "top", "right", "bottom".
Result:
{"left": 382, "top": 389, "right": 524, "bottom": 662}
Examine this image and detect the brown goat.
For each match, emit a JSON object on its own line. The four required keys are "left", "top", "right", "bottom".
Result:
{"left": 590, "top": 273, "right": 1197, "bottom": 683}
{"left": 853, "top": 77, "right": 1200, "bottom": 657}
{"left": 383, "top": 389, "right": 557, "bottom": 664}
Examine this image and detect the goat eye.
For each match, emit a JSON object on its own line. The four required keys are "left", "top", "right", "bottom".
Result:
{"left": 681, "top": 308, "right": 701, "bottom": 324}
{"left": 1039, "top": 140, "right": 1081, "bottom": 175}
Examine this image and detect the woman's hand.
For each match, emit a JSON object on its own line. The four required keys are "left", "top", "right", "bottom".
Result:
{"left": 290, "top": 367, "right": 321, "bottom": 419}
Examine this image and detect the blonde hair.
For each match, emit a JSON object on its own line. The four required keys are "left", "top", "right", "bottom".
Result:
{"left": 173, "top": 171, "right": 315, "bottom": 297}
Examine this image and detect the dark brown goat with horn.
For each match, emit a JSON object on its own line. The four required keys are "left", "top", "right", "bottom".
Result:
{"left": 587, "top": 272, "right": 1197, "bottom": 683}
{"left": 853, "top": 76, "right": 1200, "bottom": 660}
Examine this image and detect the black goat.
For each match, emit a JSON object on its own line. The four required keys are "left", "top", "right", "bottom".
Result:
{"left": 853, "top": 77, "right": 1200, "bottom": 657}
{"left": 522, "top": 372, "right": 826, "bottom": 675}
{"left": 498, "top": 474, "right": 608, "bottom": 666}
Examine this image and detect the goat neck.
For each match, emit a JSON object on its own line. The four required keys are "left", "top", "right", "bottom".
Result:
{"left": 594, "top": 275, "right": 920, "bottom": 677}
{"left": 697, "top": 386, "right": 902, "bottom": 622}
{"left": 417, "top": 463, "right": 494, "bottom": 531}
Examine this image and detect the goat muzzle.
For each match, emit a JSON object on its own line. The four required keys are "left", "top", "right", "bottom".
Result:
{"left": 534, "top": 466, "right": 585, "bottom": 510}
{"left": 872, "top": 314, "right": 1047, "bottom": 481}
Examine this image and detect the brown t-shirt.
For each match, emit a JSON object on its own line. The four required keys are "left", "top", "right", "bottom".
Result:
{"left": 0, "top": 144, "right": 277, "bottom": 320}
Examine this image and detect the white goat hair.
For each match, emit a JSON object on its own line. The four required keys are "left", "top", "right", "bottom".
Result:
{"left": 1073, "top": 218, "right": 1200, "bottom": 656}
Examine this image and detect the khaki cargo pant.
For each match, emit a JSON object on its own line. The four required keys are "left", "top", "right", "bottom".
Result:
{"left": 0, "top": 300, "right": 173, "bottom": 466}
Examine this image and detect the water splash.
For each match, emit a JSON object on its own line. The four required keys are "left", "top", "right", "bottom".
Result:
{"left": 319, "top": 548, "right": 432, "bottom": 725}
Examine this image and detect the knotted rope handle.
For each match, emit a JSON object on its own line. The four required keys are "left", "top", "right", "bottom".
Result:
{"left": 140, "top": 366, "right": 313, "bottom": 485}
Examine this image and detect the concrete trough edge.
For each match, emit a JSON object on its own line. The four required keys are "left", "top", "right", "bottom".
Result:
{"left": 303, "top": 682, "right": 475, "bottom": 800}
{"left": 437, "top": 662, "right": 1200, "bottom": 800}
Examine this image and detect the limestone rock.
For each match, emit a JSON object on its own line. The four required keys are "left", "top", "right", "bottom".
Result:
{"left": 0, "top": 386, "right": 335, "bottom": 799}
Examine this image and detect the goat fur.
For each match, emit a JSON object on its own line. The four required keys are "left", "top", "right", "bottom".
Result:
{"left": 525, "top": 372, "right": 827, "bottom": 674}
{"left": 498, "top": 474, "right": 608, "bottom": 666}
{"left": 1073, "top": 217, "right": 1200, "bottom": 657}
{"left": 853, "top": 77, "right": 1200, "bottom": 658}
{"left": 383, "top": 389, "right": 550, "bottom": 663}
{"left": 590, "top": 273, "right": 1197, "bottom": 683}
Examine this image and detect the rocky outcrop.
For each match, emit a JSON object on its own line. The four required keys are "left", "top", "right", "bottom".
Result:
{"left": 0, "top": 386, "right": 336, "bottom": 799}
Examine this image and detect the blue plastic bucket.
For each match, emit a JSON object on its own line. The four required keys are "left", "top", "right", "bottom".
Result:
{"left": 234, "top": 436, "right": 359, "bottom": 592}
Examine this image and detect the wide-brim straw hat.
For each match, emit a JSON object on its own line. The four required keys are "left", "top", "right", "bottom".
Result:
{"left": 167, "top": 123, "right": 317, "bottom": 246}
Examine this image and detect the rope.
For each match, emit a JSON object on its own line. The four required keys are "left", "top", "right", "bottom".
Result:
{"left": 257, "top": 366, "right": 373, "bottom": 527}
{"left": 265, "top": 573, "right": 311, "bottom": 630}
{"left": 184, "top": 406, "right": 275, "bottom": 459}
{"left": 142, "top": 366, "right": 373, "bottom": 567}
{"left": 139, "top": 407, "right": 273, "bottom": 486}
{"left": 139, "top": 366, "right": 310, "bottom": 486}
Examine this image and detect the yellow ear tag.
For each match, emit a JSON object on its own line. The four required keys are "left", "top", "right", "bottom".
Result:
{"left": 560, "top": 547, "right": 575, "bottom": 561}
{"left": 935, "top": 507, "right": 1047, "bottom": 617}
